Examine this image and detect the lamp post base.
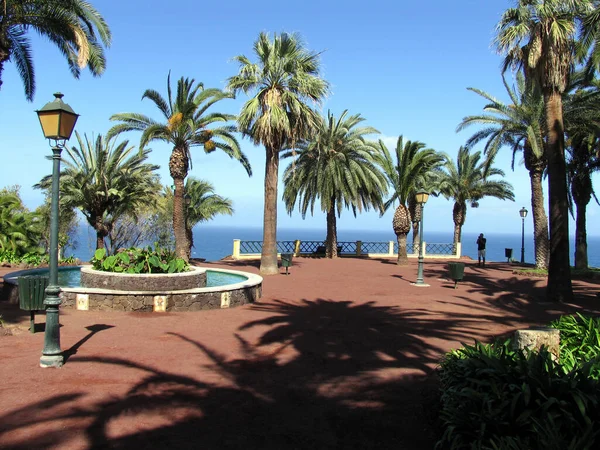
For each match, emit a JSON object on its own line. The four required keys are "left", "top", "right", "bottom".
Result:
{"left": 411, "top": 282, "right": 430, "bottom": 287}
{"left": 40, "top": 354, "right": 63, "bottom": 368}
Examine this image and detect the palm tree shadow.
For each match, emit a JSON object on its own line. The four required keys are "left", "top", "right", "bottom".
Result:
{"left": 63, "top": 324, "right": 115, "bottom": 363}
{"left": 0, "top": 297, "right": 499, "bottom": 449}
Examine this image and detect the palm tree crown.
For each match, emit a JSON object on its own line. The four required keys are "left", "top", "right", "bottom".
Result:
{"left": 0, "top": 0, "right": 112, "bottom": 101}
{"left": 282, "top": 110, "right": 386, "bottom": 258}
{"left": 36, "top": 132, "right": 160, "bottom": 251}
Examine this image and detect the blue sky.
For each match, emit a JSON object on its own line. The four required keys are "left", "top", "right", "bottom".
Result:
{"left": 1, "top": 0, "right": 598, "bottom": 238}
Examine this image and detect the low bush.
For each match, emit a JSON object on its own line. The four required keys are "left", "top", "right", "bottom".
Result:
{"left": 91, "top": 246, "right": 188, "bottom": 274}
{"left": 437, "top": 317, "right": 600, "bottom": 449}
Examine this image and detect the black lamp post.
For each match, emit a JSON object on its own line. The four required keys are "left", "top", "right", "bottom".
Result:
{"left": 36, "top": 93, "right": 78, "bottom": 368}
{"left": 415, "top": 190, "right": 430, "bottom": 286}
{"left": 519, "top": 206, "right": 528, "bottom": 264}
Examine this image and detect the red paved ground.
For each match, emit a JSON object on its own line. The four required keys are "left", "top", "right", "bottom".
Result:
{"left": 0, "top": 257, "right": 599, "bottom": 449}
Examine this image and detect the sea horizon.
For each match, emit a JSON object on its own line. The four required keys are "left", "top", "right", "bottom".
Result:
{"left": 67, "top": 224, "right": 600, "bottom": 268}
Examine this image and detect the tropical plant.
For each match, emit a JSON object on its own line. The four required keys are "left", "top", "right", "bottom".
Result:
{"left": 91, "top": 246, "right": 188, "bottom": 274}
{"left": 494, "top": 0, "right": 596, "bottom": 302}
{"left": 458, "top": 72, "right": 550, "bottom": 269}
{"left": 109, "top": 73, "right": 251, "bottom": 261}
{"left": 163, "top": 178, "right": 234, "bottom": 260}
{"left": 372, "top": 136, "right": 445, "bottom": 265}
{"left": 0, "top": 0, "right": 111, "bottom": 101}
{"left": 227, "top": 32, "right": 329, "bottom": 275}
{"left": 438, "top": 339, "right": 600, "bottom": 449}
{"left": 35, "top": 132, "right": 160, "bottom": 251}
{"left": 438, "top": 147, "right": 515, "bottom": 247}
{"left": 282, "top": 110, "right": 387, "bottom": 258}
{"left": 0, "top": 188, "right": 42, "bottom": 255}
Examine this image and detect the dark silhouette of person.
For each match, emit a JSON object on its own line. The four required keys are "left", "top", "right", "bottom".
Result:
{"left": 477, "top": 233, "right": 487, "bottom": 267}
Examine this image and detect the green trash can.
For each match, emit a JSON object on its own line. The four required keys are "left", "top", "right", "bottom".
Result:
{"left": 448, "top": 262, "right": 465, "bottom": 289}
{"left": 18, "top": 275, "right": 49, "bottom": 333}
{"left": 281, "top": 253, "right": 293, "bottom": 275}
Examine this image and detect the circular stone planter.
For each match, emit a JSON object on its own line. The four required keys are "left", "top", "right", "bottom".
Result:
{"left": 80, "top": 266, "right": 206, "bottom": 291}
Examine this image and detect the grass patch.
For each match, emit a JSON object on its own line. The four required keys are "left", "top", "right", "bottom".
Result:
{"left": 512, "top": 266, "right": 600, "bottom": 280}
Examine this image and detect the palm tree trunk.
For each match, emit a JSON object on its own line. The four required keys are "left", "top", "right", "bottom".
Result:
{"left": 186, "top": 224, "right": 193, "bottom": 261}
{"left": 574, "top": 201, "right": 588, "bottom": 270}
{"left": 544, "top": 91, "right": 573, "bottom": 303}
{"left": 260, "top": 145, "right": 280, "bottom": 275}
{"left": 396, "top": 234, "right": 408, "bottom": 265}
{"left": 93, "top": 216, "right": 107, "bottom": 250}
{"left": 529, "top": 168, "right": 549, "bottom": 269}
{"left": 452, "top": 201, "right": 465, "bottom": 247}
{"left": 172, "top": 177, "right": 187, "bottom": 261}
{"left": 452, "top": 224, "right": 461, "bottom": 248}
{"left": 325, "top": 206, "right": 338, "bottom": 259}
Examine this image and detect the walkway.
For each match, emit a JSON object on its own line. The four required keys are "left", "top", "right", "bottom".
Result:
{"left": 0, "top": 258, "right": 598, "bottom": 449}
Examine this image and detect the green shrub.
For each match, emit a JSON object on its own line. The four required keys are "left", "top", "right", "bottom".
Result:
{"left": 550, "top": 313, "right": 600, "bottom": 379}
{"left": 437, "top": 340, "right": 600, "bottom": 449}
{"left": 91, "top": 245, "right": 188, "bottom": 274}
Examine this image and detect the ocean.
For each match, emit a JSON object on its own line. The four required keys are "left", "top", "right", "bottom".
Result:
{"left": 66, "top": 225, "right": 600, "bottom": 268}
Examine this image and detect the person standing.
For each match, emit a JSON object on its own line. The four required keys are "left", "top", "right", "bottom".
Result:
{"left": 477, "top": 233, "right": 487, "bottom": 267}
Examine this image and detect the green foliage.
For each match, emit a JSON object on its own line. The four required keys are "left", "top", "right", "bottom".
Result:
{"left": 91, "top": 245, "right": 188, "bottom": 274}
{"left": 438, "top": 316, "right": 600, "bottom": 449}
{"left": 551, "top": 314, "right": 600, "bottom": 378}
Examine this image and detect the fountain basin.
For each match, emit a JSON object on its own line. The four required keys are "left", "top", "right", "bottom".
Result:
{"left": 3, "top": 266, "right": 262, "bottom": 312}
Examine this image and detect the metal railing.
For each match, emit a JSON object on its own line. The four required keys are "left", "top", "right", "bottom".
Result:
{"left": 233, "top": 239, "right": 462, "bottom": 259}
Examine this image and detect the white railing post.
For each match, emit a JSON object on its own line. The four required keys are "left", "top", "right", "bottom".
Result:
{"left": 233, "top": 239, "right": 241, "bottom": 259}
{"left": 388, "top": 241, "right": 394, "bottom": 256}
{"left": 455, "top": 242, "right": 462, "bottom": 257}
{"left": 422, "top": 241, "right": 427, "bottom": 258}
{"left": 294, "top": 240, "right": 301, "bottom": 256}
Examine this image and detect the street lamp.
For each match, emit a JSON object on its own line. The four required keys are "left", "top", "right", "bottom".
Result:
{"left": 414, "top": 190, "right": 430, "bottom": 286}
{"left": 36, "top": 93, "right": 79, "bottom": 368}
{"left": 519, "top": 206, "right": 528, "bottom": 264}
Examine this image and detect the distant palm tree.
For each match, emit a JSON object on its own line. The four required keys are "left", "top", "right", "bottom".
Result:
{"left": 282, "top": 110, "right": 386, "bottom": 258}
{"left": 36, "top": 132, "right": 160, "bottom": 251}
{"left": 457, "top": 72, "right": 549, "bottom": 269}
{"left": 494, "top": 0, "right": 593, "bottom": 301}
{"left": 163, "top": 178, "right": 234, "bottom": 260}
{"left": 0, "top": 0, "right": 111, "bottom": 101}
{"left": 108, "top": 73, "right": 251, "bottom": 261}
{"left": 438, "top": 147, "right": 515, "bottom": 247}
{"left": 373, "top": 136, "right": 445, "bottom": 265}
{"left": 227, "top": 32, "right": 329, "bottom": 274}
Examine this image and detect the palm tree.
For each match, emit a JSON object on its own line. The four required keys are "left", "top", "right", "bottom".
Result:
{"left": 457, "top": 72, "right": 549, "bottom": 269}
{"left": 494, "top": 0, "right": 593, "bottom": 301}
{"left": 373, "top": 136, "right": 445, "bottom": 265}
{"left": 162, "top": 178, "right": 234, "bottom": 260}
{"left": 108, "top": 73, "right": 251, "bottom": 261}
{"left": 227, "top": 32, "right": 329, "bottom": 275}
{"left": 563, "top": 77, "right": 600, "bottom": 269}
{"left": 438, "top": 147, "right": 515, "bottom": 247}
{"left": 282, "top": 110, "right": 387, "bottom": 258}
{"left": 0, "top": 0, "right": 111, "bottom": 101}
{"left": 35, "top": 132, "right": 160, "bottom": 251}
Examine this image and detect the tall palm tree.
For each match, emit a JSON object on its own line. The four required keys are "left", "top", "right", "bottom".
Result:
{"left": 227, "top": 32, "right": 329, "bottom": 275}
{"left": 108, "top": 73, "right": 251, "bottom": 261}
{"left": 373, "top": 136, "right": 445, "bottom": 265}
{"left": 438, "top": 147, "right": 515, "bottom": 247}
{"left": 494, "top": 0, "right": 594, "bottom": 301}
{"left": 457, "top": 72, "right": 549, "bottom": 269}
{"left": 0, "top": 0, "right": 111, "bottom": 101}
{"left": 282, "top": 110, "right": 387, "bottom": 258}
{"left": 35, "top": 132, "right": 160, "bottom": 251}
{"left": 563, "top": 76, "right": 600, "bottom": 269}
{"left": 163, "top": 178, "right": 234, "bottom": 260}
